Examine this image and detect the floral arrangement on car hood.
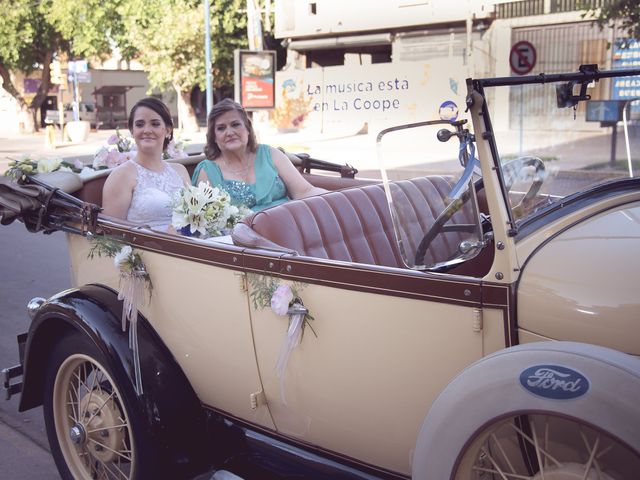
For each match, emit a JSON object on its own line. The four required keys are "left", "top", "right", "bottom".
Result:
{"left": 172, "top": 182, "right": 252, "bottom": 238}
{"left": 4, "top": 154, "right": 91, "bottom": 182}
{"left": 93, "top": 129, "right": 188, "bottom": 169}
{"left": 88, "top": 235, "right": 151, "bottom": 396}
{"left": 247, "top": 273, "right": 316, "bottom": 404}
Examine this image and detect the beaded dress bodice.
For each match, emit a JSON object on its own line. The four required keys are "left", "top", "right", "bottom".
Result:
{"left": 191, "top": 144, "right": 289, "bottom": 212}
{"left": 127, "top": 161, "right": 184, "bottom": 227}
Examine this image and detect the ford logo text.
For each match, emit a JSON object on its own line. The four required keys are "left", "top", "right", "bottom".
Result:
{"left": 519, "top": 365, "right": 589, "bottom": 400}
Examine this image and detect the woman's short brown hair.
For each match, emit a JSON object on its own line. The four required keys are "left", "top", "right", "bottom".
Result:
{"left": 128, "top": 97, "right": 174, "bottom": 150}
{"left": 204, "top": 98, "right": 257, "bottom": 159}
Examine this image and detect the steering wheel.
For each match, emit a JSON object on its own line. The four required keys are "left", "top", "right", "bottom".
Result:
{"left": 414, "top": 189, "right": 477, "bottom": 266}
{"left": 501, "top": 156, "right": 546, "bottom": 217}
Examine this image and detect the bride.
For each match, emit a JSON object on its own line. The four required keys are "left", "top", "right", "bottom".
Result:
{"left": 102, "top": 98, "right": 190, "bottom": 230}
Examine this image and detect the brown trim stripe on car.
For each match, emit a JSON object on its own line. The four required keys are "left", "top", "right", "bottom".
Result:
{"left": 100, "top": 222, "right": 511, "bottom": 310}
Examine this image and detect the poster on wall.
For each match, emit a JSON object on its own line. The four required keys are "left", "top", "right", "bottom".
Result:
{"left": 270, "top": 60, "right": 468, "bottom": 134}
{"left": 234, "top": 50, "right": 276, "bottom": 109}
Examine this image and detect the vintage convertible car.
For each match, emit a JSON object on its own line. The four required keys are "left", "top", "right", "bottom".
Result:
{"left": 2, "top": 65, "right": 640, "bottom": 480}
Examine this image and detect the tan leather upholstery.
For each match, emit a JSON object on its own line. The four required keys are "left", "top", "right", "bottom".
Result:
{"left": 238, "top": 176, "right": 476, "bottom": 268}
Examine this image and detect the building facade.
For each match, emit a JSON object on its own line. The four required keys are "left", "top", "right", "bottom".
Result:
{"left": 0, "top": 60, "right": 177, "bottom": 135}
{"left": 266, "top": 0, "right": 620, "bottom": 135}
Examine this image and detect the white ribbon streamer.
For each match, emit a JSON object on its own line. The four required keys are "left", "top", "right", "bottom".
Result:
{"left": 118, "top": 270, "right": 146, "bottom": 396}
{"left": 274, "top": 304, "right": 306, "bottom": 405}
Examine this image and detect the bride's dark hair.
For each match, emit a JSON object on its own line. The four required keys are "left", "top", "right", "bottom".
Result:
{"left": 204, "top": 98, "right": 257, "bottom": 159}
{"left": 128, "top": 97, "right": 174, "bottom": 150}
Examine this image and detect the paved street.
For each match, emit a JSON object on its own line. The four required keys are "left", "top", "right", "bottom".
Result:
{"left": 0, "top": 221, "right": 70, "bottom": 479}
{"left": 0, "top": 410, "right": 58, "bottom": 479}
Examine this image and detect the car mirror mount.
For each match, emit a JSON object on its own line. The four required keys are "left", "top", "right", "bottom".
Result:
{"left": 556, "top": 64, "right": 599, "bottom": 109}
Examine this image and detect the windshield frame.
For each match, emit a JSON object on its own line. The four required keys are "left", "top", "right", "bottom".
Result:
{"left": 470, "top": 66, "right": 640, "bottom": 238}
{"left": 376, "top": 119, "right": 486, "bottom": 272}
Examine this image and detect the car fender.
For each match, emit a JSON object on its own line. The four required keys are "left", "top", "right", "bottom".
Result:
{"left": 19, "top": 283, "right": 208, "bottom": 476}
{"left": 412, "top": 341, "right": 640, "bottom": 479}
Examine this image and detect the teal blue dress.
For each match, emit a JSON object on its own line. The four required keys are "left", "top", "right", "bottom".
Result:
{"left": 191, "top": 144, "right": 289, "bottom": 212}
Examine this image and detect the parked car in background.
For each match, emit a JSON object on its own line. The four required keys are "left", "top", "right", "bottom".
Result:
{"left": 1, "top": 64, "right": 639, "bottom": 479}
{"left": 45, "top": 102, "right": 98, "bottom": 128}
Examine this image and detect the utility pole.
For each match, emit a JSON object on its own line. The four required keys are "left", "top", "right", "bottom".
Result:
{"left": 204, "top": 0, "right": 214, "bottom": 115}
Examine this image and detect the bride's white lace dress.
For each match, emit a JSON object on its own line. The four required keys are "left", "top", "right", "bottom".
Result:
{"left": 126, "top": 161, "right": 183, "bottom": 229}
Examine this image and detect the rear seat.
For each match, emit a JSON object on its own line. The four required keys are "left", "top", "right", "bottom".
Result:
{"left": 234, "top": 176, "right": 475, "bottom": 269}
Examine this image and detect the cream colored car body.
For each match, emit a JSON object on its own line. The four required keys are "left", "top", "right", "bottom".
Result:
{"left": 68, "top": 231, "right": 504, "bottom": 474}
{"left": 517, "top": 199, "right": 640, "bottom": 355}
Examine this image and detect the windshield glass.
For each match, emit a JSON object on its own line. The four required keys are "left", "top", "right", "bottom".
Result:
{"left": 376, "top": 119, "right": 485, "bottom": 271}
{"left": 487, "top": 81, "right": 639, "bottom": 224}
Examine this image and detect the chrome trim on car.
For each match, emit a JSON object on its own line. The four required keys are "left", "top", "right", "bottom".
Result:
{"left": 26, "top": 297, "right": 46, "bottom": 320}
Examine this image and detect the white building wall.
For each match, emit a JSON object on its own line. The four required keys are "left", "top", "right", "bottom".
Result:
{"left": 0, "top": 83, "right": 20, "bottom": 134}
{"left": 275, "top": 0, "right": 497, "bottom": 39}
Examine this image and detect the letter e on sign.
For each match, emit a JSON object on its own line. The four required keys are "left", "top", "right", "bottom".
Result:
{"left": 510, "top": 41, "right": 537, "bottom": 75}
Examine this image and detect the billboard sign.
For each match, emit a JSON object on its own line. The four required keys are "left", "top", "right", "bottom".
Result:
{"left": 612, "top": 39, "right": 640, "bottom": 100}
{"left": 235, "top": 50, "right": 276, "bottom": 109}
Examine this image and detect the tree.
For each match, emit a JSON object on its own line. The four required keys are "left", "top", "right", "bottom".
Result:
{"left": 121, "top": 0, "right": 248, "bottom": 132}
{"left": 1, "top": 0, "right": 249, "bottom": 133}
{"left": 43, "top": 0, "right": 136, "bottom": 61}
{"left": 0, "top": 0, "right": 129, "bottom": 132}
{"left": 0, "top": 1, "right": 64, "bottom": 132}
{"left": 583, "top": 0, "right": 640, "bottom": 46}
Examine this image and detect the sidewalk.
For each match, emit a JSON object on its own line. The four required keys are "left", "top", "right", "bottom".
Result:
{"left": 3, "top": 124, "right": 633, "bottom": 177}
{"left": 0, "top": 126, "right": 383, "bottom": 175}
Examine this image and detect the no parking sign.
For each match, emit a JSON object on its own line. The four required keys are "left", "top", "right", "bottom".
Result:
{"left": 510, "top": 41, "right": 537, "bottom": 75}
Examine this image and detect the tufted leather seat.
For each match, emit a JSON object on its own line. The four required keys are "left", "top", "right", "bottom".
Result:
{"left": 235, "top": 176, "right": 476, "bottom": 269}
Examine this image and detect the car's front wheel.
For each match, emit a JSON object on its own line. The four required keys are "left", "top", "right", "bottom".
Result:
{"left": 43, "top": 331, "right": 154, "bottom": 480}
{"left": 454, "top": 413, "right": 639, "bottom": 479}
{"left": 412, "top": 342, "right": 640, "bottom": 480}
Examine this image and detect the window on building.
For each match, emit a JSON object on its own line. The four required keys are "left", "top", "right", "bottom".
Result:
{"left": 305, "top": 45, "right": 392, "bottom": 68}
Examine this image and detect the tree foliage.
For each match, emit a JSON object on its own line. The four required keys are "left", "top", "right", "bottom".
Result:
{"left": 121, "top": 0, "right": 247, "bottom": 93}
{"left": 119, "top": 0, "right": 248, "bottom": 130}
{"left": 0, "top": 0, "right": 250, "bottom": 131}
{"left": 583, "top": 0, "right": 640, "bottom": 45}
{"left": 43, "top": 0, "right": 136, "bottom": 61}
{"left": 0, "top": 0, "right": 126, "bottom": 130}
{"left": 0, "top": 0, "right": 64, "bottom": 118}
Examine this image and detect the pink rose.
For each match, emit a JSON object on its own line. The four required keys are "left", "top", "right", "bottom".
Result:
{"left": 73, "top": 158, "right": 84, "bottom": 169}
{"left": 107, "top": 134, "right": 119, "bottom": 145}
{"left": 105, "top": 149, "right": 121, "bottom": 168}
{"left": 270, "top": 284, "right": 293, "bottom": 316}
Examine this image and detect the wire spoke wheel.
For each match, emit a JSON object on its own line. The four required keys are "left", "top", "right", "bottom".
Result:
{"left": 454, "top": 414, "right": 640, "bottom": 479}
{"left": 51, "top": 353, "right": 134, "bottom": 479}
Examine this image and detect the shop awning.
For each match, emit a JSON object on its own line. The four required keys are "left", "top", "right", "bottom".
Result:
{"left": 92, "top": 86, "right": 141, "bottom": 95}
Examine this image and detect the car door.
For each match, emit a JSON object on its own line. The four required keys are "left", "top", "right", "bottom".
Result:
{"left": 67, "top": 232, "right": 277, "bottom": 430}
{"left": 247, "top": 262, "right": 485, "bottom": 475}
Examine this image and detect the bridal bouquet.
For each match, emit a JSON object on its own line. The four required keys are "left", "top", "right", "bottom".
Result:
{"left": 172, "top": 182, "right": 252, "bottom": 238}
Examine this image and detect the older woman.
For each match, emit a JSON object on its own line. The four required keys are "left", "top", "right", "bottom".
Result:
{"left": 102, "top": 97, "right": 190, "bottom": 229}
{"left": 192, "top": 99, "right": 325, "bottom": 212}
